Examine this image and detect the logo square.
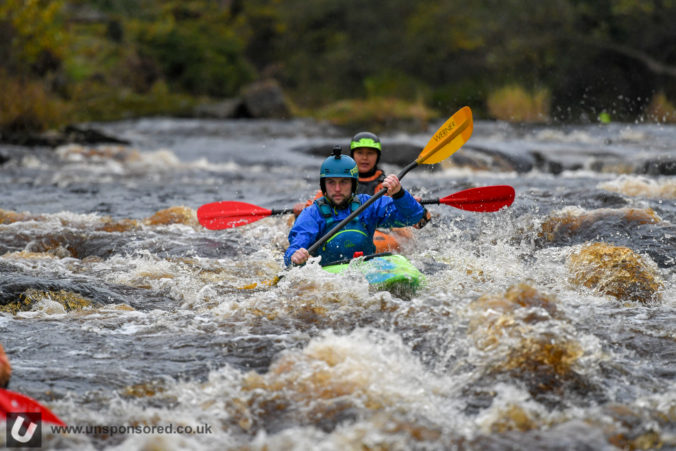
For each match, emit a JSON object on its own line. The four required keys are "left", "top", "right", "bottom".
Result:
{"left": 6, "top": 412, "right": 42, "bottom": 448}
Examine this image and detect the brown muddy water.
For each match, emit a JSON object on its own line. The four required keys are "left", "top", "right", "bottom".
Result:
{"left": 0, "top": 117, "right": 674, "bottom": 450}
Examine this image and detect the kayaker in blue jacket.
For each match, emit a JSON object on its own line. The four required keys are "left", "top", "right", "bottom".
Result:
{"left": 285, "top": 147, "right": 424, "bottom": 266}
{"left": 292, "top": 132, "right": 431, "bottom": 228}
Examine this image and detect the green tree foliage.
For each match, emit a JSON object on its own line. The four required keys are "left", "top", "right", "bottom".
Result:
{"left": 0, "top": 0, "right": 67, "bottom": 76}
{"left": 129, "top": 1, "right": 255, "bottom": 97}
{"left": 241, "top": 0, "right": 428, "bottom": 104}
{"left": 2, "top": 0, "right": 675, "bottom": 132}
{"left": 240, "top": 0, "right": 675, "bottom": 120}
{"left": 0, "top": 1, "right": 69, "bottom": 131}
{"left": 558, "top": 0, "right": 676, "bottom": 119}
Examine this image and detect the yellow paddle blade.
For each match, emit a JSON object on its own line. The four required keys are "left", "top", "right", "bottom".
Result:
{"left": 417, "top": 106, "right": 473, "bottom": 165}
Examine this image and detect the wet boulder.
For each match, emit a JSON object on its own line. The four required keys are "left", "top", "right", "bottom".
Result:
{"left": 193, "top": 98, "right": 246, "bottom": 119}
{"left": 61, "top": 125, "right": 130, "bottom": 145}
{"left": 192, "top": 79, "right": 293, "bottom": 119}
{"left": 0, "top": 208, "right": 143, "bottom": 259}
{"left": 241, "top": 79, "right": 292, "bottom": 119}
{"left": 468, "top": 283, "right": 564, "bottom": 352}
{"left": 537, "top": 207, "right": 674, "bottom": 269}
{"left": 467, "top": 284, "right": 590, "bottom": 402}
{"left": 0, "top": 226, "right": 137, "bottom": 261}
{"left": 598, "top": 176, "right": 676, "bottom": 199}
{"left": 0, "top": 270, "right": 103, "bottom": 313}
{"left": 383, "top": 143, "right": 426, "bottom": 166}
{"left": 5, "top": 288, "right": 96, "bottom": 314}
{"left": 640, "top": 158, "right": 676, "bottom": 176}
{"left": 568, "top": 242, "right": 663, "bottom": 303}
{"left": 143, "top": 206, "right": 199, "bottom": 227}
{"left": 0, "top": 125, "right": 130, "bottom": 147}
{"left": 469, "top": 283, "right": 560, "bottom": 325}
{"left": 0, "top": 208, "right": 34, "bottom": 224}
{"left": 445, "top": 144, "right": 535, "bottom": 173}
{"left": 529, "top": 151, "right": 566, "bottom": 174}
{"left": 539, "top": 207, "right": 660, "bottom": 243}
{"left": 0, "top": 269, "right": 141, "bottom": 311}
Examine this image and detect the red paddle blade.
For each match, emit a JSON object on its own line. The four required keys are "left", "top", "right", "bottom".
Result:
{"left": 0, "top": 388, "right": 66, "bottom": 426}
{"left": 440, "top": 185, "right": 515, "bottom": 212}
{"left": 197, "top": 201, "right": 272, "bottom": 230}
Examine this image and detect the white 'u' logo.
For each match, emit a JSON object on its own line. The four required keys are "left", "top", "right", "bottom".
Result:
{"left": 10, "top": 416, "right": 38, "bottom": 443}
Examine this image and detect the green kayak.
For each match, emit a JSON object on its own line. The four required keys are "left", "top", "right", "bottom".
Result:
{"left": 322, "top": 253, "right": 423, "bottom": 296}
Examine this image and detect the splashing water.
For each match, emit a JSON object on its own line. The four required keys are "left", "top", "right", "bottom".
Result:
{"left": 0, "top": 118, "right": 674, "bottom": 449}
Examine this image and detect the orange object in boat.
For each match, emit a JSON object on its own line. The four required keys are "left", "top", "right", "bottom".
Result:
{"left": 373, "top": 228, "right": 413, "bottom": 253}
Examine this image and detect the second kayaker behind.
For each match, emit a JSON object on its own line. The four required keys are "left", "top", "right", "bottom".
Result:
{"left": 285, "top": 147, "right": 425, "bottom": 266}
{"left": 292, "top": 132, "right": 431, "bottom": 251}
{"left": 350, "top": 131, "right": 388, "bottom": 195}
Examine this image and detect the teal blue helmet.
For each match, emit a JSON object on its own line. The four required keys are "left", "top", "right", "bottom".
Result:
{"left": 320, "top": 146, "right": 358, "bottom": 194}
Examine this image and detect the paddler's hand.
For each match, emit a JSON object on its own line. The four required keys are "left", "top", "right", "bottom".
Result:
{"left": 291, "top": 248, "right": 310, "bottom": 265}
{"left": 382, "top": 174, "right": 402, "bottom": 197}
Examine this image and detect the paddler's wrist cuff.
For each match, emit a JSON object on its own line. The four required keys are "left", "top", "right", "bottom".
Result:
{"left": 392, "top": 188, "right": 406, "bottom": 199}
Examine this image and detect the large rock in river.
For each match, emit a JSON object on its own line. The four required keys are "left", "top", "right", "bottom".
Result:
{"left": 568, "top": 242, "right": 663, "bottom": 303}
{"left": 241, "top": 79, "right": 291, "bottom": 119}
{"left": 539, "top": 207, "right": 660, "bottom": 243}
{"left": 467, "top": 284, "right": 587, "bottom": 399}
{"left": 0, "top": 124, "right": 130, "bottom": 148}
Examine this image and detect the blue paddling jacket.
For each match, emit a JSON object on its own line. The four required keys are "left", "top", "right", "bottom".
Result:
{"left": 284, "top": 190, "right": 424, "bottom": 266}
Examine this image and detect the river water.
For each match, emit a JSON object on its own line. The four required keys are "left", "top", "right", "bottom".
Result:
{"left": 0, "top": 116, "right": 674, "bottom": 450}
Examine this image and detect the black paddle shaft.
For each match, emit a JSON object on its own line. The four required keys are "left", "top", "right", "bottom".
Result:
{"left": 271, "top": 208, "right": 294, "bottom": 215}
{"left": 280, "top": 199, "right": 436, "bottom": 219}
{"left": 279, "top": 195, "right": 435, "bottom": 221}
{"left": 307, "top": 160, "right": 419, "bottom": 255}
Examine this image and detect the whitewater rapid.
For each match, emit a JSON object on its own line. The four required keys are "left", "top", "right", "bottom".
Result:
{"left": 1, "top": 117, "right": 674, "bottom": 449}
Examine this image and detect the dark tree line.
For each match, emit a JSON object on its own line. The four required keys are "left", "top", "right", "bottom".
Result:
{"left": 1, "top": 0, "right": 675, "bottom": 132}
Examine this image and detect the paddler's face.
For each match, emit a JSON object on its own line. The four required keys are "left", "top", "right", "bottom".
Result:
{"left": 324, "top": 177, "right": 353, "bottom": 205}
{"left": 352, "top": 148, "right": 379, "bottom": 173}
